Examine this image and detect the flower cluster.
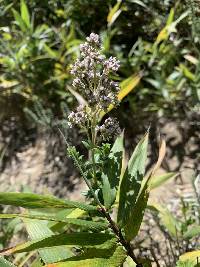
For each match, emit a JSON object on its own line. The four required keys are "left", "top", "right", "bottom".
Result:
{"left": 70, "top": 33, "right": 120, "bottom": 112}
{"left": 68, "top": 33, "right": 121, "bottom": 140}
{"left": 96, "top": 118, "right": 121, "bottom": 141}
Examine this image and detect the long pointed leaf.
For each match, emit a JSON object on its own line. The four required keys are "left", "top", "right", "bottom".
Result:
{"left": 0, "top": 214, "right": 108, "bottom": 231}
{"left": 124, "top": 182, "right": 149, "bottom": 241}
{"left": 0, "top": 193, "right": 97, "bottom": 212}
{"left": 12, "top": 9, "right": 27, "bottom": 32}
{"left": 117, "top": 133, "right": 148, "bottom": 227}
{"left": 0, "top": 233, "right": 117, "bottom": 256}
{"left": 20, "top": 0, "right": 30, "bottom": 28}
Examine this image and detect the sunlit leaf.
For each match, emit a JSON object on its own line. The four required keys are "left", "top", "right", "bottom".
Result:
{"left": 12, "top": 9, "right": 27, "bottom": 32}
{"left": 178, "top": 251, "right": 200, "bottom": 266}
{"left": 148, "top": 172, "right": 178, "bottom": 190}
{"left": 101, "top": 73, "right": 142, "bottom": 118}
{"left": 148, "top": 202, "right": 180, "bottom": 237}
{"left": 45, "top": 245, "right": 127, "bottom": 267}
{"left": 118, "top": 73, "right": 142, "bottom": 102}
{"left": 107, "top": 0, "right": 122, "bottom": 26}
{"left": 0, "top": 257, "right": 16, "bottom": 267}
{"left": 23, "top": 218, "right": 72, "bottom": 264}
{"left": 0, "top": 233, "right": 117, "bottom": 256}
{"left": 20, "top": 0, "right": 30, "bottom": 28}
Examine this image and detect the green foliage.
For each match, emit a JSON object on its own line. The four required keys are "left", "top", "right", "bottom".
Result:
{"left": 0, "top": 257, "right": 16, "bottom": 267}
{"left": 0, "top": 130, "right": 172, "bottom": 266}
{"left": 101, "top": 133, "right": 123, "bottom": 209}
{"left": 149, "top": 174, "right": 200, "bottom": 266}
{"left": 117, "top": 133, "right": 148, "bottom": 233}
{"left": 0, "top": 0, "right": 199, "bottom": 123}
{"left": 0, "top": 192, "right": 97, "bottom": 211}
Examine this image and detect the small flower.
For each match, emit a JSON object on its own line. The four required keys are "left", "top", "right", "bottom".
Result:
{"left": 104, "top": 56, "right": 120, "bottom": 72}
{"left": 86, "top": 33, "right": 100, "bottom": 47}
{"left": 68, "top": 105, "right": 89, "bottom": 129}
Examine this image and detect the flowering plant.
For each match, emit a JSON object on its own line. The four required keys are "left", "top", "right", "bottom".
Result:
{"left": 0, "top": 34, "right": 168, "bottom": 267}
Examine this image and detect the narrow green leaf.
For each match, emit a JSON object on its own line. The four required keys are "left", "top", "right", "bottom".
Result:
{"left": 102, "top": 134, "right": 124, "bottom": 208}
{"left": 166, "top": 8, "right": 175, "bottom": 26}
{"left": 12, "top": 9, "right": 27, "bottom": 32}
{"left": 148, "top": 172, "right": 178, "bottom": 190}
{"left": 43, "top": 44, "right": 58, "bottom": 59}
{"left": 107, "top": 0, "right": 122, "bottom": 26}
{"left": 45, "top": 245, "right": 127, "bottom": 267}
{"left": 117, "top": 133, "right": 148, "bottom": 227}
{"left": 24, "top": 218, "right": 72, "bottom": 264}
{"left": 124, "top": 182, "right": 149, "bottom": 240}
{"left": 0, "top": 257, "right": 16, "bottom": 267}
{"left": 0, "top": 214, "right": 108, "bottom": 231}
{"left": 0, "top": 233, "right": 117, "bottom": 256}
{"left": 183, "top": 226, "right": 200, "bottom": 240}
{"left": 0, "top": 192, "right": 97, "bottom": 212}
{"left": 20, "top": 0, "right": 30, "bottom": 28}
{"left": 148, "top": 202, "right": 180, "bottom": 237}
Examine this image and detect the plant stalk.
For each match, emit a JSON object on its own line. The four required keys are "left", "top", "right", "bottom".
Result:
{"left": 99, "top": 207, "right": 143, "bottom": 267}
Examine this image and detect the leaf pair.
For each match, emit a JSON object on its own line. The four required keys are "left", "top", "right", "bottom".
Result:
{"left": 0, "top": 233, "right": 126, "bottom": 267}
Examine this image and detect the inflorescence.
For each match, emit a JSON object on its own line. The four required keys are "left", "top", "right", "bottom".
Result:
{"left": 68, "top": 33, "right": 120, "bottom": 140}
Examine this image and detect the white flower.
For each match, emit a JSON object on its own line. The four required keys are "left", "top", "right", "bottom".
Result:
{"left": 104, "top": 56, "right": 120, "bottom": 72}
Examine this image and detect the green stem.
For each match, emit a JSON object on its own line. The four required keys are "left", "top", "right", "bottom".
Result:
{"left": 99, "top": 207, "right": 142, "bottom": 266}
{"left": 90, "top": 111, "right": 98, "bottom": 187}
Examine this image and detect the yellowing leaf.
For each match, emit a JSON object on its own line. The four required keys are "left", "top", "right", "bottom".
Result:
{"left": 107, "top": 0, "right": 122, "bottom": 26}
{"left": 179, "top": 250, "right": 200, "bottom": 263}
{"left": 101, "top": 73, "right": 141, "bottom": 117}
{"left": 156, "top": 9, "right": 188, "bottom": 44}
{"left": 151, "top": 139, "right": 166, "bottom": 177}
{"left": 156, "top": 28, "right": 169, "bottom": 44}
{"left": 118, "top": 73, "right": 141, "bottom": 101}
